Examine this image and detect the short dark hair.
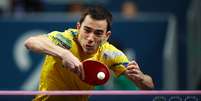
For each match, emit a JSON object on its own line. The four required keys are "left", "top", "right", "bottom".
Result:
{"left": 78, "top": 5, "right": 112, "bottom": 31}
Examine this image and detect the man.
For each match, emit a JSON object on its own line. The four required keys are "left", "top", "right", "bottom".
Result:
{"left": 25, "top": 5, "right": 154, "bottom": 101}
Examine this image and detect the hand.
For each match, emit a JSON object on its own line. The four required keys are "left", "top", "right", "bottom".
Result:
{"left": 60, "top": 50, "right": 85, "bottom": 80}
{"left": 124, "top": 61, "right": 154, "bottom": 90}
{"left": 124, "top": 61, "right": 145, "bottom": 83}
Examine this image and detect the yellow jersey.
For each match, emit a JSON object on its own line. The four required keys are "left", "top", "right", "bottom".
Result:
{"left": 33, "top": 28, "right": 129, "bottom": 101}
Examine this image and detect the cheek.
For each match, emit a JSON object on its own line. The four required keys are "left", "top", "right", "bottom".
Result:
{"left": 96, "top": 38, "right": 105, "bottom": 45}
{"left": 79, "top": 31, "right": 86, "bottom": 40}
{"left": 79, "top": 31, "right": 88, "bottom": 40}
{"left": 78, "top": 34, "right": 84, "bottom": 44}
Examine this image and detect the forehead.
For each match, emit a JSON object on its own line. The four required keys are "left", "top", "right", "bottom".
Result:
{"left": 81, "top": 15, "right": 107, "bottom": 31}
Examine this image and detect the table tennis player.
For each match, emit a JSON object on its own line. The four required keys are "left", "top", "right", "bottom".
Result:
{"left": 24, "top": 5, "right": 154, "bottom": 101}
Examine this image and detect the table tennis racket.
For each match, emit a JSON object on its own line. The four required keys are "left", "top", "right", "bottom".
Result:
{"left": 82, "top": 60, "right": 110, "bottom": 85}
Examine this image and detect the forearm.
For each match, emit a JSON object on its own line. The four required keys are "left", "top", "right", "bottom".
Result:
{"left": 24, "top": 35, "right": 68, "bottom": 58}
{"left": 135, "top": 74, "right": 154, "bottom": 90}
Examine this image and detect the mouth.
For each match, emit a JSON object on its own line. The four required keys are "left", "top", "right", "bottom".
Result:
{"left": 85, "top": 45, "right": 94, "bottom": 49}
{"left": 83, "top": 44, "right": 98, "bottom": 53}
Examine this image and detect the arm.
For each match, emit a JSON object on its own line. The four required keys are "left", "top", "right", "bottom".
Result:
{"left": 24, "top": 35, "right": 84, "bottom": 79}
{"left": 124, "top": 61, "right": 154, "bottom": 90}
{"left": 25, "top": 35, "right": 67, "bottom": 57}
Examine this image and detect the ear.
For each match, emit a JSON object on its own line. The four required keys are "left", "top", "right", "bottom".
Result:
{"left": 105, "top": 31, "right": 111, "bottom": 41}
{"left": 76, "top": 22, "right": 81, "bottom": 29}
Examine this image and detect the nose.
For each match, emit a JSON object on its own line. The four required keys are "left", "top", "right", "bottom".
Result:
{"left": 86, "top": 33, "right": 95, "bottom": 43}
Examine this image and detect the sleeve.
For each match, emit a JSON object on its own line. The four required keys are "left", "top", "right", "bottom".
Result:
{"left": 103, "top": 44, "right": 129, "bottom": 77}
{"left": 47, "top": 31, "right": 72, "bottom": 49}
{"left": 110, "top": 51, "right": 129, "bottom": 77}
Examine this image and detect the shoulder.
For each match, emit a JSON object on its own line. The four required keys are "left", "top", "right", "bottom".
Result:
{"left": 47, "top": 28, "right": 78, "bottom": 49}
{"left": 65, "top": 28, "right": 78, "bottom": 37}
{"left": 100, "top": 42, "right": 129, "bottom": 77}
{"left": 48, "top": 28, "right": 78, "bottom": 39}
{"left": 100, "top": 42, "right": 127, "bottom": 61}
{"left": 63, "top": 28, "right": 78, "bottom": 38}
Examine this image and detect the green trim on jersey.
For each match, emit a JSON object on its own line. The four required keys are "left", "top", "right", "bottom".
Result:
{"left": 95, "top": 75, "right": 139, "bottom": 90}
{"left": 54, "top": 33, "right": 72, "bottom": 49}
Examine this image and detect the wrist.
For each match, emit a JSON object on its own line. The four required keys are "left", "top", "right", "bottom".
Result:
{"left": 58, "top": 48, "right": 70, "bottom": 59}
{"left": 140, "top": 74, "right": 154, "bottom": 90}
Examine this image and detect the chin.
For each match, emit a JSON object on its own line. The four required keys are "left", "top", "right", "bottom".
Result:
{"left": 84, "top": 49, "right": 96, "bottom": 54}
{"left": 82, "top": 46, "right": 97, "bottom": 54}
{"left": 85, "top": 50, "right": 95, "bottom": 54}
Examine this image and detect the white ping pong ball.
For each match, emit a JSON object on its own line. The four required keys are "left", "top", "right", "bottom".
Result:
{"left": 97, "top": 72, "right": 105, "bottom": 80}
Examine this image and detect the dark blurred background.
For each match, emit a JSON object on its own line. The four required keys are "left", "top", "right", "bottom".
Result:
{"left": 0, "top": 0, "right": 200, "bottom": 100}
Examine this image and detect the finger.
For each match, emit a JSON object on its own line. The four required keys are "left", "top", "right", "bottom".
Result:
{"left": 128, "top": 61, "right": 135, "bottom": 65}
{"left": 127, "top": 65, "right": 139, "bottom": 70}
{"left": 128, "top": 60, "right": 139, "bottom": 67}
{"left": 75, "top": 64, "right": 82, "bottom": 76}
{"left": 79, "top": 64, "right": 85, "bottom": 80}
{"left": 74, "top": 62, "right": 85, "bottom": 80}
{"left": 126, "top": 69, "right": 139, "bottom": 74}
{"left": 72, "top": 67, "right": 78, "bottom": 74}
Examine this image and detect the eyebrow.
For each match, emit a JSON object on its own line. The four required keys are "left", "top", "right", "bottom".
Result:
{"left": 84, "top": 26, "right": 104, "bottom": 33}
{"left": 84, "top": 26, "right": 92, "bottom": 30}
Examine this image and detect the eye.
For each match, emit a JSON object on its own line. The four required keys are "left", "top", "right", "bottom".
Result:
{"left": 94, "top": 31, "right": 104, "bottom": 37}
{"left": 84, "top": 28, "right": 91, "bottom": 33}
